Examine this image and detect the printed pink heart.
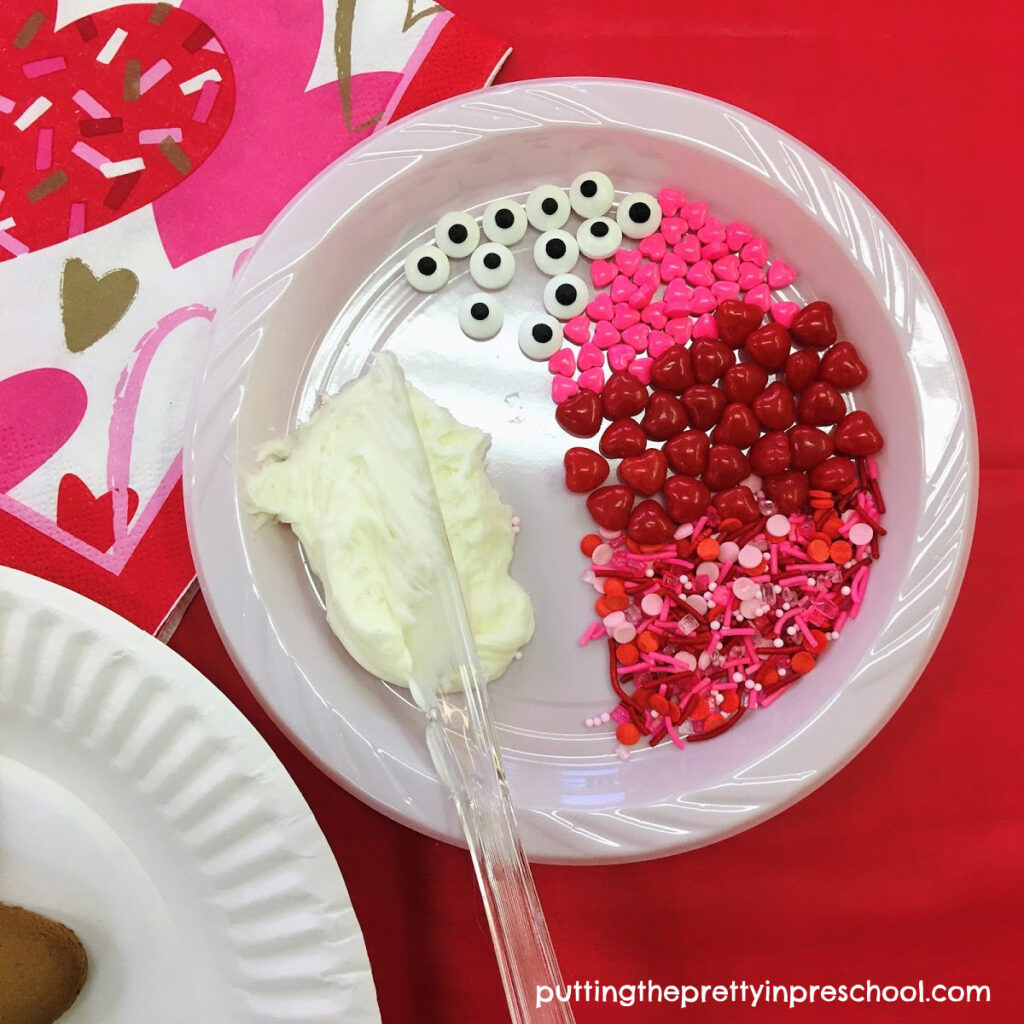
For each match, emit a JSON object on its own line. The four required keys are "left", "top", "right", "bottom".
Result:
{"left": 0, "top": 2, "right": 234, "bottom": 259}
{"left": 0, "top": 369, "right": 87, "bottom": 491}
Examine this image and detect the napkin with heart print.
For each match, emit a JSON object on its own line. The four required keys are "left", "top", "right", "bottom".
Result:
{"left": 0, "top": 0, "right": 509, "bottom": 634}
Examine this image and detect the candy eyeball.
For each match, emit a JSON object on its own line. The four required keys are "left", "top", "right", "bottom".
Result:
{"left": 525, "top": 184, "right": 571, "bottom": 232}
{"left": 470, "top": 242, "right": 516, "bottom": 289}
{"left": 577, "top": 216, "right": 622, "bottom": 259}
{"left": 533, "top": 229, "right": 579, "bottom": 276}
{"left": 518, "top": 314, "right": 565, "bottom": 361}
{"left": 616, "top": 191, "right": 662, "bottom": 239}
{"left": 435, "top": 211, "right": 480, "bottom": 258}
{"left": 459, "top": 293, "right": 503, "bottom": 340}
{"left": 569, "top": 171, "right": 614, "bottom": 218}
{"left": 404, "top": 244, "right": 450, "bottom": 292}
{"left": 482, "top": 199, "right": 528, "bottom": 245}
{"left": 543, "top": 273, "right": 589, "bottom": 320}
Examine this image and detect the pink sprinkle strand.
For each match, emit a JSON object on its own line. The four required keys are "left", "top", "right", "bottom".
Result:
{"left": 22, "top": 56, "right": 67, "bottom": 79}
{"left": 191, "top": 79, "right": 220, "bottom": 124}
{"left": 35, "top": 127, "right": 52, "bottom": 170}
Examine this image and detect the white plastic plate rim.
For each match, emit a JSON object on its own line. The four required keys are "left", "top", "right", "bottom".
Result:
{"left": 0, "top": 567, "right": 380, "bottom": 1022}
{"left": 185, "top": 78, "right": 977, "bottom": 864}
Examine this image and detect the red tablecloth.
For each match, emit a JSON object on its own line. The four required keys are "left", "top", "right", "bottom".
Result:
{"left": 170, "top": 2, "right": 1023, "bottom": 1020}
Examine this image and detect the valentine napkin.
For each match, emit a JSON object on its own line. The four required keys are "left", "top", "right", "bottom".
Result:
{"left": 0, "top": 0, "right": 509, "bottom": 634}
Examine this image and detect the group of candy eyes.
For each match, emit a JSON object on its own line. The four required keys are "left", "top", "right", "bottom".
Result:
{"left": 403, "top": 172, "right": 662, "bottom": 356}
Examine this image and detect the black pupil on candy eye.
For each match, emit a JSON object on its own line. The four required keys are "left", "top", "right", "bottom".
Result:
{"left": 448, "top": 223, "right": 468, "bottom": 243}
{"left": 591, "top": 221, "right": 609, "bottom": 237}
{"left": 532, "top": 323, "right": 554, "bottom": 343}
{"left": 580, "top": 180, "right": 597, "bottom": 198}
{"left": 471, "top": 303, "right": 489, "bottom": 321}
{"left": 629, "top": 202, "right": 651, "bottom": 223}
{"left": 545, "top": 238, "right": 566, "bottom": 259}
{"left": 495, "top": 208, "right": 515, "bottom": 229}
{"left": 555, "top": 283, "right": 577, "bottom": 305}
{"left": 417, "top": 256, "right": 437, "bottom": 275}
{"left": 483, "top": 252, "right": 501, "bottom": 269}
{"left": 541, "top": 197, "right": 559, "bottom": 215}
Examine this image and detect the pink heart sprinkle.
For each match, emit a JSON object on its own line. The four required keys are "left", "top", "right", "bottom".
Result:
{"left": 586, "top": 293, "right": 614, "bottom": 321}
{"left": 614, "top": 248, "right": 642, "bottom": 276}
{"left": 661, "top": 217, "right": 687, "bottom": 245}
{"left": 641, "top": 300, "right": 668, "bottom": 328}
{"left": 711, "top": 280, "right": 741, "bottom": 301}
{"left": 665, "top": 318, "right": 693, "bottom": 343}
{"left": 563, "top": 315, "right": 592, "bottom": 346}
{"left": 726, "top": 221, "right": 753, "bottom": 251}
{"left": 692, "top": 313, "right": 719, "bottom": 339}
{"left": 613, "top": 304, "right": 641, "bottom": 330}
{"left": 664, "top": 279, "right": 693, "bottom": 317}
{"left": 591, "top": 259, "right": 617, "bottom": 288}
{"left": 767, "top": 260, "right": 797, "bottom": 289}
{"left": 741, "top": 237, "right": 769, "bottom": 266}
{"left": 622, "top": 323, "right": 651, "bottom": 352}
{"left": 744, "top": 283, "right": 772, "bottom": 311}
{"left": 551, "top": 375, "right": 579, "bottom": 403}
{"left": 697, "top": 217, "right": 725, "bottom": 243}
{"left": 578, "top": 367, "right": 606, "bottom": 393}
{"left": 577, "top": 341, "right": 605, "bottom": 370}
{"left": 592, "top": 321, "right": 621, "bottom": 350}
{"left": 608, "top": 343, "right": 637, "bottom": 370}
{"left": 632, "top": 263, "right": 660, "bottom": 289}
{"left": 659, "top": 252, "right": 686, "bottom": 282}
{"left": 646, "top": 331, "right": 674, "bottom": 359}
{"left": 682, "top": 201, "right": 708, "bottom": 230}
{"left": 638, "top": 233, "right": 667, "bottom": 261}
{"left": 675, "top": 234, "right": 701, "bottom": 263}
{"left": 712, "top": 254, "right": 740, "bottom": 281}
{"left": 658, "top": 188, "right": 684, "bottom": 217}
{"left": 738, "top": 261, "right": 766, "bottom": 290}
{"left": 548, "top": 348, "right": 576, "bottom": 376}
{"left": 685, "top": 259, "right": 714, "bottom": 288}
{"left": 690, "top": 286, "right": 717, "bottom": 314}
{"left": 628, "top": 285, "right": 656, "bottom": 310}
{"left": 628, "top": 358, "right": 654, "bottom": 385}
{"left": 701, "top": 241, "right": 729, "bottom": 260}
{"left": 611, "top": 274, "right": 634, "bottom": 302}
{"left": 770, "top": 301, "right": 800, "bottom": 328}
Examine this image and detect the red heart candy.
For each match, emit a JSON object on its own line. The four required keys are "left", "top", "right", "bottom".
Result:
{"left": 702, "top": 444, "right": 751, "bottom": 491}
{"left": 819, "top": 341, "right": 869, "bottom": 388}
{"left": 627, "top": 499, "right": 675, "bottom": 545}
{"left": 586, "top": 484, "right": 635, "bottom": 531}
{"left": 784, "top": 349, "right": 820, "bottom": 393}
{"left": 650, "top": 346, "right": 694, "bottom": 392}
{"left": 711, "top": 403, "right": 760, "bottom": 448}
{"left": 600, "top": 418, "right": 647, "bottom": 458}
{"left": 749, "top": 431, "right": 792, "bottom": 476}
{"left": 787, "top": 425, "right": 835, "bottom": 470}
{"left": 712, "top": 486, "right": 760, "bottom": 524}
{"left": 663, "top": 430, "right": 710, "bottom": 476}
{"left": 752, "top": 382, "right": 797, "bottom": 431}
{"left": 563, "top": 447, "right": 610, "bottom": 493}
{"left": 682, "top": 385, "right": 727, "bottom": 430}
{"left": 745, "top": 322, "right": 792, "bottom": 371}
{"left": 690, "top": 338, "right": 736, "bottom": 384}
{"left": 714, "top": 299, "right": 764, "bottom": 348}
{"left": 790, "top": 301, "right": 838, "bottom": 349}
{"left": 809, "top": 456, "right": 856, "bottom": 491}
{"left": 764, "top": 471, "right": 809, "bottom": 514}
{"left": 602, "top": 371, "right": 649, "bottom": 419}
{"left": 642, "top": 390, "right": 689, "bottom": 440}
{"left": 797, "top": 381, "right": 847, "bottom": 426}
{"left": 833, "top": 411, "right": 884, "bottom": 456}
{"left": 618, "top": 448, "right": 668, "bottom": 495}
{"left": 663, "top": 475, "right": 711, "bottom": 524}
{"left": 555, "top": 388, "right": 603, "bottom": 437}
{"left": 722, "top": 363, "right": 769, "bottom": 406}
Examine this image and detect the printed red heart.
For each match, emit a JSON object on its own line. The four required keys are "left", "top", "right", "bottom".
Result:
{"left": 0, "top": 3, "right": 235, "bottom": 259}
{"left": 749, "top": 431, "right": 792, "bottom": 476}
{"left": 641, "top": 390, "right": 689, "bottom": 440}
{"left": 650, "top": 346, "right": 694, "bottom": 392}
{"left": 819, "top": 341, "right": 869, "bottom": 388}
{"left": 682, "top": 385, "right": 727, "bottom": 430}
{"left": 56, "top": 473, "right": 139, "bottom": 551}
{"left": 721, "top": 363, "right": 769, "bottom": 406}
{"left": 790, "top": 301, "right": 838, "bottom": 349}
{"left": 702, "top": 444, "right": 750, "bottom": 491}
{"left": 602, "top": 371, "right": 649, "bottom": 419}
{"left": 556, "top": 388, "right": 603, "bottom": 437}
{"left": 618, "top": 449, "right": 668, "bottom": 496}
{"left": 712, "top": 485, "right": 760, "bottom": 524}
{"left": 763, "top": 471, "right": 810, "bottom": 514}
{"left": 563, "top": 447, "right": 609, "bottom": 493}
{"left": 627, "top": 499, "right": 675, "bottom": 545}
{"left": 809, "top": 456, "right": 856, "bottom": 492}
{"left": 711, "top": 403, "right": 760, "bottom": 448}
{"left": 752, "top": 382, "right": 797, "bottom": 431}
{"left": 690, "top": 337, "right": 735, "bottom": 384}
{"left": 797, "top": 381, "right": 847, "bottom": 426}
{"left": 784, "top": 349, "right": 820, "bottom": 393}
{"left": 663, "top": 430, "right": 710, "bottom": 476}
{"left": 586, "top": 484, "right": 635, "bottom": 531}
{"left": 599, "top": 418, "right": 647, "bottom": 458}
{"left": 745, "top": 322, "right": 792, "bottom": 370}
{"left": 714, "top": 299, "right": 764, "bottom": 347}
{"left": 663, "top": 475, "right": 711, "bottom": 524}
{"left": 787, "top": 424, "right": 835, "bottom": 470}
{"left": 833, "top": 411, "right": 884, "bottom": 456}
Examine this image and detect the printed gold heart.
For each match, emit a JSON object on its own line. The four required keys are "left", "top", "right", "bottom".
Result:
{"left": 61, "top": 257, "right": 139, "bottom": 353}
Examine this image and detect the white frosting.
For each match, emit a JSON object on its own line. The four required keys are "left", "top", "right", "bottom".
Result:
{"left": 246, "top": 353, "right": 534, "bottom": 688}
